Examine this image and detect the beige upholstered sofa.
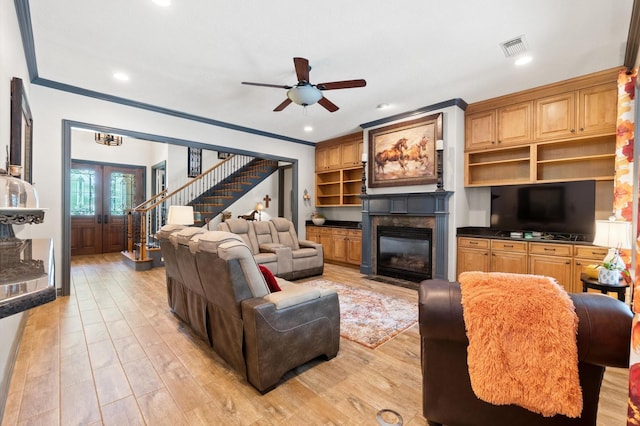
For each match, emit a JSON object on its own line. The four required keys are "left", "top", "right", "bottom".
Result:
{"left": 218, "top": 217, "right": 324, "bottom": 280}
{"left": 156, "top": 226, "right": 340, "bottom": 392}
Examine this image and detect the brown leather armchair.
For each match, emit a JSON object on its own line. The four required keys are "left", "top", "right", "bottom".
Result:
{"left": 419, "top": 279, "right": 632, "bottom": 426}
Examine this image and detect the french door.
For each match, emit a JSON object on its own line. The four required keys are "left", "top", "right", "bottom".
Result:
{"left": 70, "top": 161, "right": 145, "bottom": 256}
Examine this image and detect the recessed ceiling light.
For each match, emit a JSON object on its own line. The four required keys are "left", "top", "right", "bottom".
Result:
{"left": 304, "top": 126, "right": 313, "bottom": 132}
{"left": 152, "top": 0, "right": 171, "bottom": 6}
{"left": 377, "top": 103, "right": 391, "bottom": 110}
{"left": 515, "top": 55, "right": 533, "bottom": 66}
{"left": 113, "top": 72, "right": 129, "bottom": 81}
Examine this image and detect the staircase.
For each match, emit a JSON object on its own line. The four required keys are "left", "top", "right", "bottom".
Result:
{"left": 190, "top": 158, "right": 278, "bottom": 226}
{"left": 123, "top": 154, "right": 278, "bottom": 269}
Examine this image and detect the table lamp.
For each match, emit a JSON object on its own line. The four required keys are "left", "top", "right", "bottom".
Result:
{"left": 255, "top": 202, "right": 264, "bottom": 221}
{"left": 167, "top": 205, "right": 194, "bottom": 226}
{"left": 592, "top": 218, "right": 632, "bottom": 284}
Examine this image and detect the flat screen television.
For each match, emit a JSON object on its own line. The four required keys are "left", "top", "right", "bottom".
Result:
{"left": 490, "top": 181, "right": 595, "bottom": 237}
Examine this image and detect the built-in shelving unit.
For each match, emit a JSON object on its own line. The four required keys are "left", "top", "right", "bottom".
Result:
{"left": 315, "top": 132, "right": 364, "bottom": 207}
{"left": 464, "top": 67, "right": 619, "bottom": 188}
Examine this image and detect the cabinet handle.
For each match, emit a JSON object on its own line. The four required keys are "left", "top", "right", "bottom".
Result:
{"left": 469, "top": 241, "right": 478, "bottom": 245}
{"left": 543, "top": 248, "right": 556, "bottom": 252}
{"left": 579, "top": 128, "right": 584, "bottom": 132}
{"left": 576, "top": 262, "right": 582, "bottom": 265}
{"left": 503, "top": 244, "right": 513, "bottom": 248}
{"left": 570, "top": 128, "right": 575, "bottom": 133}
{"left": 565, "top": 261, "right": 570, "bottom": 265}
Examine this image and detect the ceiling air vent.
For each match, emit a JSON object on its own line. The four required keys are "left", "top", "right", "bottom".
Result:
{"left": 500, "top": 35, "right": 528, "bottom": 57}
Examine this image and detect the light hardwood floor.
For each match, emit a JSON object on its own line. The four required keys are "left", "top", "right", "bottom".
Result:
{"left": 1, "top": 254, "right": 629, "bottom": 425}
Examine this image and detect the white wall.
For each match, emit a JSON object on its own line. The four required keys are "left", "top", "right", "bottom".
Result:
{"left": 0, "top": 0, "right": 30, "bottom": 414}
{"left": 29, "top": 85, "right": 316, "bottom": 288}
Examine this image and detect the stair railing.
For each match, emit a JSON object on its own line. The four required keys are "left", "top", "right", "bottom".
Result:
{"left": 126, "top": 154, "right": 255, "bottom": 262}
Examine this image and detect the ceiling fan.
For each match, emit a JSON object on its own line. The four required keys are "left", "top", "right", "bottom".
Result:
{"left": 242, "top": 57, "right": 366, "bottom": 112}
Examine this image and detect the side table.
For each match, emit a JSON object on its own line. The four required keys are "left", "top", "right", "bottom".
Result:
{"left": 580, "top": 273, "right": 628, "bottom": 302}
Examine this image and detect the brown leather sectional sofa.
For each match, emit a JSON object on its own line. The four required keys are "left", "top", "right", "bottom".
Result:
{"left": 156, "top": 225, "right": 340, "bottom": 392}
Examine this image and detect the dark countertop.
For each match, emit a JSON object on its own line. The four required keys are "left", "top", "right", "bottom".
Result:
{"left": 0, "top": 238, "right": 56, "bottom": 319}
{"left": 457, "top": 227, "right": 594, "bottom": 245}
{"left": 305, "top": 220, "right": 361, "bottom": 229}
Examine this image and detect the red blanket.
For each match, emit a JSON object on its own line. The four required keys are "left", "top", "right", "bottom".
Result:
{"left": 459, "top": 271, "right": 582, "bottom": 417}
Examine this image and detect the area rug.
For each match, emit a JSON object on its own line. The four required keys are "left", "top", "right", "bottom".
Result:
{"left": 303, "top": 279, "right": 418, "bottom": 349}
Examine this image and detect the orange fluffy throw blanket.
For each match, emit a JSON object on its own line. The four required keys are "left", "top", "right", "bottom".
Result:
{"left": 459, "top": 271, "right": 582, "bottom": 418}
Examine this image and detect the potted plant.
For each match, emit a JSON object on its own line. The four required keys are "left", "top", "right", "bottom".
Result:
{"left": 311, "top": 212, "right": 326, "bottom": 226}
{"left": 598, "top": 260, "right": 625, "bottom": 285}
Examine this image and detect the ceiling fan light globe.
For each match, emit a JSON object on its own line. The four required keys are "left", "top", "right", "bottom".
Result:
{"left": 287, "top": 85, "right": 322, "bottom": 106}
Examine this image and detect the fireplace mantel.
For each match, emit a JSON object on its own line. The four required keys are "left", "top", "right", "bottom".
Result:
{"left": 360, "top": 191, "right": 453, "bottom": 280}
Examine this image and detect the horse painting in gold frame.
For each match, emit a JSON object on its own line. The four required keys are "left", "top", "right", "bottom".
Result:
{"left": 368, "top": 112, "right": 442, "bottom": 188}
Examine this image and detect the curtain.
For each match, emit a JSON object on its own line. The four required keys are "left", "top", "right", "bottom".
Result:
{"left": 618, "top": 68, "right": 639, "bottom": 425}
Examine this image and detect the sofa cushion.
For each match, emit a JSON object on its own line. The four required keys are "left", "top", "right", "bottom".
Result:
{"left": 194, "top": 230, "right": 243, "bottom": 253}
{"left": 291, "top": 247, "right": 318, "bottom": 259}
{"left": 258, "top": 265, "right": 281, "bottom": 292}
{"left": 254, "top": 221, "right": 277, "bottom": 245}
{"left": 217, "top": 240, "right": 270, "bottom": 298}
{"left": 254, "top": 252, "right": 278, "bottom": 264}
{"left": 270, "top": 217, "right": 300, "bottom": 250}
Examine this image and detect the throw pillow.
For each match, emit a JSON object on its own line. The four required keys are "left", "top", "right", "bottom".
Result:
{"left": 258, "top": 264, "right": 281, "bottom": 292}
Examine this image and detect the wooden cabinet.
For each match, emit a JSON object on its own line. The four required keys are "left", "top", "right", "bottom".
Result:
{"left": 490, "top": 239, "right": 528, "bottom": 274}
{"left": 497, "top": 102, "right": 532, "bottom": 146}
{"left": 457, "top": 237, "right": 605, "bottom": 293}
{"left": 305, "top": 226, "right": 320, "bottom": 243}
{"left": 456, "top": 237, "right": 490, "bottom": 277}
{"left": 572, "top": 245, "right": 609, "bottom": 295}
{"left": 534, "top": 84, "right": 617, "bottom": 141}
{"left": 315, "top": 131, "right": 364, "bottom": 206}
{"left": 340, "top": 138, "right": 363, "bottom": 167}
{"left": 346, "top": 231, "right": 362, "bottom": 264}
{"left": 465, "top": 110, "right": 496, "bottom": 150}
{"left": 307, "top": 226, "right": 361, "bottom": 267}
{"left": 315, "top": 144, "right": 341, "bottom": 171}
{"left": 534, "top": 92, "right": 576, "bottom": 140}
{"left": 464, "top": 68, "right": 618, "bottom": 187}
{"left": 466, "top": 103, "right": 533, "bottom": 151}
{"left": 578, "top": 83, "right": 618, "bottom": 135}
{"left": 527, "top": 243, "right": 573, "bottom": 292}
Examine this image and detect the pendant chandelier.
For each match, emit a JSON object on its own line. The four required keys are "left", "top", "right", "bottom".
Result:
{"left": 95, "top": 133, "right": 123, "bottom": 146}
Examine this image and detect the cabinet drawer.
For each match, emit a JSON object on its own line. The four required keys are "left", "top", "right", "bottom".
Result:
{"left": 573, "top": 245, "right": 609, "bottom": 261}
{"left": 458, "top": 237, "right": 490, "bottom": 249}
{"left": 528, "top": 242, "right": 572, "bottom": 257}
{"left": 491, "top": 239, "right": 527, "bottom": 252}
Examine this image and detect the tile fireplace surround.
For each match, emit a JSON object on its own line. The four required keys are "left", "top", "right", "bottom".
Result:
{"left": 360, "top": 191, "right": 453, "bottom": 281}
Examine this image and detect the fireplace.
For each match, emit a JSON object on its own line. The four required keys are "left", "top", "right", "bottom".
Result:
{"left": 376, "top": 226, "right": 432, "bottom": 282}
{"left": 360, "top": 191, "right": 453, "bottom": 281}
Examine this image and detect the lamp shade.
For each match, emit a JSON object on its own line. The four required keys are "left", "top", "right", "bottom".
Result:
{"left": 287, "top": 85, "right": 322, "bottom": 106}
{"left": 167, "top": 205, "right": 194, "bottom": 225}
{"left": 593, "top": 220, "right": 632, "bottom": 249}
{"left": 255, "top": 202, "right": 264, "bottom": 211}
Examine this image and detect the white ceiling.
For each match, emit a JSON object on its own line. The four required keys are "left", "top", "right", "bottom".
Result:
{"left": 28, "top": 0, "right": 634, "bottom": 143}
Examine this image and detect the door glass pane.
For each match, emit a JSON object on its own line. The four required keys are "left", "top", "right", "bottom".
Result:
{"left": 70, "top": 169, "right": 96, "bottom": 215}
{"left": 110, "top": 172, "right": 136, "bottom": 215}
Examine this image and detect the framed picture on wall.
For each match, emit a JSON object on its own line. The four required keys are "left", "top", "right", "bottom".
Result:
{"left": 368, "top": 112, "right": 442, "bottom": 188}
{"left": 187, "top": 147, "right": 202, "bottom": 178}
{"left": 10, "top": 77, "right": 33, "bottom": 183}
{"left": 217, "top": 151, "right": 232, "bottom": 160}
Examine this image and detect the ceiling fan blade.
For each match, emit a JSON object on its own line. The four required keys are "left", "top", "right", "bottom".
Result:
{"left": 273, "top": 98, "right": 293, "bottom": 112}
{"left": 316, "top": 79, "right": 367, "bottom": 90}
{"left": 318, "top": 97, "right": 339, "bottom": 112}
{"left": 242, "top": 81, "right": 292, "bottom": 89}
{"left": 293, "top": 57, "right": 310, "bottom": 83}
